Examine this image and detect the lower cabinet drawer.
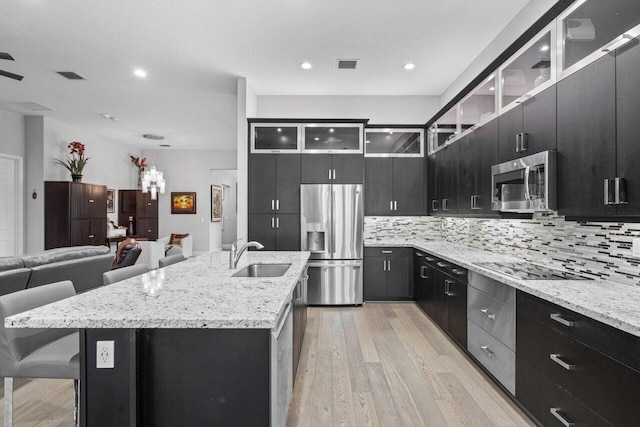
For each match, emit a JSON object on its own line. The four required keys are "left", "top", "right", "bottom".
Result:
{"left": 516, "top": 360, "right": 610, "bottom": 427}
{"left": 467, "top": 286, "right": 514, "bottom": 350}
{"left": 468, "top": 270, "right": 514, "bottom": 306}
{"left": 518, "top": 310, "right": 640, "bottom": 426}
{"left": 467, "top": 320, "right": 514, "bottom": 394}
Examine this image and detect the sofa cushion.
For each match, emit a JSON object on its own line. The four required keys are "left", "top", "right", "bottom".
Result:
{"left": 169, "top": 233, "right": 189, "bottom": 245}
{"left": 21, "top": 246, "right": 110, "bottom": 268}
{"left": 0, "top": 269, "right": 31, "bottom": 296}
{"left": 0, "top": 257, "right": 24, "bottom": 272}
{"left": 27, "top": 253, "right": 115, "bottom": 293}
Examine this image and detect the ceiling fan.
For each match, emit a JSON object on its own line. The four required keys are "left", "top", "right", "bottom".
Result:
{"left": 0, "top": 52, "right": 24, "bottom": 81}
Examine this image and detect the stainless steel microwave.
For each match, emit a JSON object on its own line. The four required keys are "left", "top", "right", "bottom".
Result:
{"left": 491, "top": 150, "right": 556, "bottom": 213}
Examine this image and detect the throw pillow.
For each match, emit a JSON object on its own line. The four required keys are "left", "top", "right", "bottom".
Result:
{"left": 169, "top": 233, "right": 189, "bottom": 245}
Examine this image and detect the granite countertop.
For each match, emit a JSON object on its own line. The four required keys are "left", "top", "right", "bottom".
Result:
{"left": 6, "top": 251, "right": 311, "bottom": 330}
{"left": 366, "top": 238, "right": 640, "bottom": 338}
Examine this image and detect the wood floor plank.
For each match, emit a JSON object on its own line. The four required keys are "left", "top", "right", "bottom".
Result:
{"left": 352, "top": 392, "right": 380, "bottom": 427}
{"left": 341, "top": 312, "right": 371, "bottom": 393}
{"left": 351, "top": 306, "right": 379, "bottom": 363}
{"left": 331, "top": 313, "right": 357, "bottom": 426}
{"left": 287, "top": 315, "right": 319, "bottom": 427}
{"left": 365, "top": 362, "right": 402, "bottom": 426}
{"left": 310, "top": 309, "right": 335, "bottom": 427}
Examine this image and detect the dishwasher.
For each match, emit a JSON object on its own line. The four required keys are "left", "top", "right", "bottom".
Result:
{"left": 270, "top": 302, "right": 293, "bottom": 427}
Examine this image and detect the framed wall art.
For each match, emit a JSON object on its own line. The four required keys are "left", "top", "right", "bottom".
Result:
{"left": 171, "top": 192, "right": 196, "bottom": 214}
{"left": 211, "top": 185, "right": 222, "bottom": 222}
{"left": 106, "top": 189, "right": 115, "bottom": 213}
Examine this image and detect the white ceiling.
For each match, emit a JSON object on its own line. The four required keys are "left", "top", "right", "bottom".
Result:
{"left": 0, "top": 0, "right": 531, "bottom": 150}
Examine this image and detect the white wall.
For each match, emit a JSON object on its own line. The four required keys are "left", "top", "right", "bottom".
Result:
{"left": 25, "top": 116, "right": 45, "bottom": 253}
{"left": 237, "top": 78, "right": 257, "bottom": 244}
{"left": 209, "top": 169, "right": 237, "bottom": 251}
{"left": 142, "top": 149, "right": 237, "bottom": 253}
{"left": 440, "top": 0, "right": 557, "bottom": 107}
{"left": 0, "top": 109, "right": 25, "bottom": 158}
{"left": 257, "top": 95, "right": 440, "bottom": 124}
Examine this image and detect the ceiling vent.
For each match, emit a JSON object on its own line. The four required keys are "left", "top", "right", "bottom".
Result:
{"left": 11, "top": 102, "right": 51, "bottom": 111}
{"left": 337, "top": 59, "right": 358, "bottom": 69}
{"left": 143, "top": 134, "right": 164, "bottom": 140}
{"left": 0, "top": 52, "right": 15, "bottom": 61}
{"left": 159, "top": 144, "right": 171, "bottom": 148}
{"left": 57, "top": 71, "right": 85, "bottom": 80}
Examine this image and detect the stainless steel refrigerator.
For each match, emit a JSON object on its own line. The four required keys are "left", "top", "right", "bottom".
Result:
{"left": 300, "top": 184, "right": 363, "bottom": 305}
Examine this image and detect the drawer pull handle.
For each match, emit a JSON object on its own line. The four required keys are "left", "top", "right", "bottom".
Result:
{"left": 425, "top": 257, "right": 437, "bottom": 262}
{"left": 550, "top": 354, "right": 577, "bottom": 370}
{"left": 550, "top": 408, "right": 575, "bottom": 427}
{"left": 550, "top": 313, "right": 574, "bottom": 327}
{"left": 480, "top": 345, "right": 495, "bottom": 358}
{"left": 480, "top": 308, "right": 495, "bottom": 320}
{"left": 436, "top": 262, "right": 449, "bottom": 268}
{"left": 451, "top": 268, "right": 465, "bottom": 276}
{"left": 444, "top": 279, "right": 454, "bottom": 295}
{"left": 416, "top": 253, "right": 424, "bottom": 257}
{"left": 381, "top": 250, "right": 393, "bottom": 254}
{"left": 420, "top": 266, "right": 429, "bottom": 279}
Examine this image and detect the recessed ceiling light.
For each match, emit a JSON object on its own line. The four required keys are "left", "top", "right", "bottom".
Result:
{"left": 300, "top": 62, "right": 312, "bottom": 70}
{"left": 134, "top": 68, "right": 147, "bottom": 78}
{"left": 404, "top": 63, "right": 416, "bottom": 70}
{"left": 540, "top": 45, "right": 550, "bottom": 52}
{"left": 100, "top": 113, "right": 119, "bottom": 122}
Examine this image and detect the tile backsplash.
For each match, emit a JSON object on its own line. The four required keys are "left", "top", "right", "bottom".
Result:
{"left": 365, "top": 216, "right": 640, "bottom": 286}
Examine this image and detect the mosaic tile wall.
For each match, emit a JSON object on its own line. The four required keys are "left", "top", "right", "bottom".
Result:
{"left": 365, "top": 216, "right": 640, "bottom": 287}
{"left": 364, "top": 216, "right": 444, "bottom": 243}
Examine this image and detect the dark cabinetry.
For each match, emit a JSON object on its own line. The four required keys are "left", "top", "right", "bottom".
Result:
{"left": 249, "top": 213, "right": 299, "bottom": 251}
{"left": 413, "top": 251, "right": 467, "bottom": 346}
{"left": 516, "top": 291, "right": 640, "bottom": 426}
{"left": 364, "top": 158, "right": 424, "bottom": 215}
{"left": 364, "top": 247, "right": 411, "bottom": 301}
{"left": 301, "top": 154, "right": 363, "bottom": 184}
{"left": 45, "top": 182, "right": 107, "bottom": 249}
{"left": 118, "top": 190, "right": 159, "bottom": 240}
{"left": 457, "top": 119, "right": 499, "bottom": 215}
{"left": 292, "top": 271, "right": 308, "bottom": 377}
{"left": 428, "top": 143, "right": 459, "bottom": 215}
{"left": 498, "top": 85, "right": 557, "bottom": 163}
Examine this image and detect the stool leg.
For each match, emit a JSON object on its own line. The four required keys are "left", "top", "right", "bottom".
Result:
{"left": 4, "top": 377, "right": 13, "bottom": 427}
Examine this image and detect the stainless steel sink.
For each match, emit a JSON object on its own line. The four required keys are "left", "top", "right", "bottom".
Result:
{"left": 231, "top": 263, "right": 291, "bottom": 278}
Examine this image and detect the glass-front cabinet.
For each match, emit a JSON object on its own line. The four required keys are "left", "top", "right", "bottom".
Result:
{"left": 500, "top": 28, "right": 554, "bottom": 110}
{"left": 560, "top": 0, "right": 640, "bottom": 73}
{"left": 428, "top": 106, "right": 458, "bottom": 153}
{"left": 364, "top": 127, "right": 424, "bottom": 157}
{"left": 460, "top": 73, "right": 497, "bottom": 131}
{"left": 302, "top": 123, "right": 363, "bottom": 153}
{"left": 250, "top": 123, "right": 301, "bottom": 153}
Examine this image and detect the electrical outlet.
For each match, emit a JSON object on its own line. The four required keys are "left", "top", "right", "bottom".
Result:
{"left": 96, "top": 341, "right": 114, "bottom": 369}
{"left": 633, "top": 238, "right": 640, "bottom": 258}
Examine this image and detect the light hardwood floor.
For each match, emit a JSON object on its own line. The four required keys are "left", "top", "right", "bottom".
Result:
{"left": 287, "top": 303, "right": 534, "bottom": 427}
{"left": 0, "top": 303, "right": 534, "bottom": 426}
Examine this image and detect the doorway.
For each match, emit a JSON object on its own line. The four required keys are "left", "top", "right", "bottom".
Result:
{"left": 209, "top": 169, "right": 237, "bottom": 251}
{"left": 0, "top": 154, "right": 23, "bottom": 256}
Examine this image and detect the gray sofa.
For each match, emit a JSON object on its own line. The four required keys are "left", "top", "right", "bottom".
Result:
{"left": 0, "top": 246, "right": 114, "bottom": 295}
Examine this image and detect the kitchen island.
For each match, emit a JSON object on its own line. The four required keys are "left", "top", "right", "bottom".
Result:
{"left": 6, "top": 250, "right": 311, "bottom": 427}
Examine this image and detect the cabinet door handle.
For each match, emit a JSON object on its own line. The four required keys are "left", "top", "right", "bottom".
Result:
{"left": 436, "top": 262, "right": 449, "bottom": 268}
{"left": 88, "top": 199, "right": 95, "bottom": 203}
{"left": 550, "top": 313, "right": 574, "bottom": 327}
{"left": 515, "top": 94, "right": 532, "bottom": 104}
{"left": 451, "top": 268, "right": 465, "bottom": 276}
{"left": 276, "top": 218, "right": 280, "bottom": 229}
{"left": 271, "top": 200, "right": 275, "bottom": 211}
{"left": 550, "top": 354, "right": 577, "bottom": 370}
{"left": 420, "top": 266, "right": 429, "bottom": 279}
{"left": 394, "top": 201, "right": 397, "bottom": 211}
{"left": 89, "top": 234, "right": 95, "bottom": 238}
{"left": 390, "top": 200, "right": 394, "bottom": 211}
{"left": 332, "top": 169, "right": 336, "bottom": 180}
{"left": 276, "top": 199, "right": 280, "bottom": 211}
{"left": 550, "top": 408, "right": 575, "bottom": 427}
{"left": 480, "top": 308, "right": 495, "bottom": 320}
{"left": 271, "top": 217, "right": 275, "bottom": 228}
{"left": 387, "top": 260, "right": 391, "bottom": 272}
{"left": 329, "top": 169, "right": 332, "bottom": 180}
{"left": 442, "top": 199, "right": 449, "bottom": 211}
{"left": 480, "top": 345, "right": 495, "bottom": 358}
{"left": 416, "top": 253, "right": 424, "bottom": 257}
{"left": 601, "top": 33, "right": 633, "bottom": 52}
{"left": 444, "top": 279, "right": 453, "bottom": 295}
{"left": 431, "top": 200, "right": 438, "bottom": 211}
{"left": 383, "top": 260, "right": 387, "bottom": 271}
{"left": 147, "top": 202, "right": 152, "bottom": 206}
{"left": 515, "top": 133, "right": 521, "bottom": 152}
{"left": 425, "top": 257, "right": 437, "bottom": 262}
{"left": 615, "top": 177, "right": 628, "bottom": 205}
{"left": 381, "top": 250, "right": 393, "bottom": 254}
{"left": 604, "top": 178, "right": 614, "bottom": 205}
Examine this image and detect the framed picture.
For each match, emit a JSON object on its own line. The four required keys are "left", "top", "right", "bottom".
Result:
{"left": 211, "top": 185, "right": 222, "bottom": 222}
{"left": 106, "top": 189, "right": 115, "bottom": 213}
{"left": 171, "top": 192, "right": 197, "bottom": 214}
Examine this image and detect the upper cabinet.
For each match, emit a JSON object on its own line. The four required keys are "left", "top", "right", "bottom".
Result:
{"left": 364, "top": 127, "right": 424, "bottom": 157}
{"left": 428, "top": 107, "right": 458, "bottom": 153}
{"left": 250, "top": 123, "right": 301, "bottom": 153}
{"left": 460, "top": 73, "right": 497, "bottom": 131}
{"left": 302, "top": 123, "right": 363, "bottom": 153}
{"left": 560, "top": 0, "right": 640, "bottom": 75}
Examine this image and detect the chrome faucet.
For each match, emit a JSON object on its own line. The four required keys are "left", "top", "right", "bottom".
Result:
{"left": 229, "top": 239, "right": 264, "bottom": 269}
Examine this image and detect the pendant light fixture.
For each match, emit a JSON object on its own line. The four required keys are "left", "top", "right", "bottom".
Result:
{"left": 141, "top": 134, "right": 166, "bottom": 200}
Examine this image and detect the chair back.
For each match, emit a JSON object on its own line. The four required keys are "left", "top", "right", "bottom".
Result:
{"left": 0, "top": 281, "right": 76, "bottom": 371}
{"left": 159, "top": 254, "right": 185, "bottom": 268}
{"left": 103, "top": 264, "right": 149, "bottom": 285}
{"left": 112, "top": 239, "right": 142, "bottom": 269}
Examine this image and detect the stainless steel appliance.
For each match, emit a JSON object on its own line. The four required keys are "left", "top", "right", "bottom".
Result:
{"left": 475, "top": 262, "right": 591, "bottom": 280}
{"left": 491, "top": 150, "right": 556, "bottom": 213}
{"left": 301, "top": 184, "right": 363, "bottom": 305}
{"left": 270, "top": 302, "right": 293, "bottom": 427}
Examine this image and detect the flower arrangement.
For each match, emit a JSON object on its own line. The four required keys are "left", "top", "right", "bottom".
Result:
{"left": 130, "top": 155, "right": 148, "bottom": 173}
{"left": 55, "top": 141, "right": 89, "bottom": 181}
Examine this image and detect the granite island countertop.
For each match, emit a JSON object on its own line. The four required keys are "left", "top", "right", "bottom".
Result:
{"left": 366, "top": 237, "right": 640, "bottom": 338}
{"left": 6, "top": 251, "right": 311, "bottom": 330}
